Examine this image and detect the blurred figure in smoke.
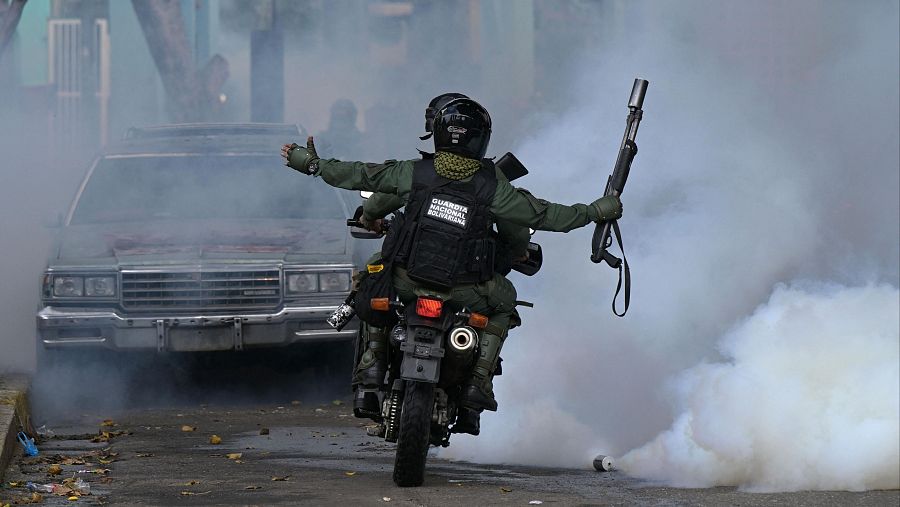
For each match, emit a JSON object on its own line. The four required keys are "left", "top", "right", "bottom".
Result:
{"left": 282, "top": 97, "right": 622, "bottom": 432}
{"left": 316, "top": 99, "right": 364, "bottom": 160}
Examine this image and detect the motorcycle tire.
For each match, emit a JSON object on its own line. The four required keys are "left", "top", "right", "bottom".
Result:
{"left": 392, "top": 380, "right": 435, "bottom": 487}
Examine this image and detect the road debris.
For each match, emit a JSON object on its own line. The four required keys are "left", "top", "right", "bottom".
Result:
{"left": 226, "top": 453, "right": 242, "bottom": 460}
{"left": 47, "top": 464, "right": 62, "bottom": 476}
{"left": 344, "top": 471, "right": 356, "bottom": 477}
{"left": 181, "top": 425, "right": 196, "bottom": 432}
{"left": 35, "top": 425, "right": 55, "bottom": 439}
{"left": 91, "top": 430, "right": 128, "bottom": 443}
{"left": 271, "top": 475, "right": 290, "bottom": 481}
{"left": 258, "top": 427, "right": 270, "bottom": 435}
{"left": 209, "top": 435, "right": 222, "bottom": 445}
{"left": 100, "top": 419, "right": 116, "bottom": 428}
{"left": 244, "top": 485, "right": 261, "bottom": 490}
{"left": 179, "top": 491, "right": 211, "bottom": 496}
{"left": 499, "top": 487, "right": 512, "bottom": 493}
{"left": 382, "top": 497, "right": 391, "bottom": 502}
{"left": 17, "top": 432, "right": 38, "bottom": 457}
{"left": 529, "top": 501, "right": 543, "bottom": 505}
{"left": 25, "top": 478, "right": 90, "bottom": 497}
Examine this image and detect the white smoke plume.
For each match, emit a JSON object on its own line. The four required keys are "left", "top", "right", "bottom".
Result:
{"left": 621, "top": 284, "right": 900, "bottom": 491}
{"left": 444, "top": 0, "right": 899, "bottom": 492}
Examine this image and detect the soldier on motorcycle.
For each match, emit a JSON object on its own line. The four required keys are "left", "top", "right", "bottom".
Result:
{"left": 349, "top": 93, "right": 532, "bottom": 435}
{"left": 281, "top": 97, "right": 622, "bottom": 423}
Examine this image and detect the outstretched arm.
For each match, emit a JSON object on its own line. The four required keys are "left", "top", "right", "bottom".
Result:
{"left": 282, "top": 137, "right": 414, "bottom": 197}
{"left": 491, "top": 179, "right": 622, "bottom": 233}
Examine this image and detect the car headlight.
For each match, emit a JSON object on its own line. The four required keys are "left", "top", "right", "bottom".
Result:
{"left": 286, "top": 273, "right": 318, "bottom": 294}
{"left": 85, "top": 276, "right": 116, "bottom": 297}
{"left": 319, "top": 272, "right": 351, "bottom": 292}
{"left": 53, "top": 276, "right": 84, "bottom": 297}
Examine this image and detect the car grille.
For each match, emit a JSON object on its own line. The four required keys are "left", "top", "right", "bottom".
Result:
{"left": 121, "top": 270, "right": 281, "bottom": 310}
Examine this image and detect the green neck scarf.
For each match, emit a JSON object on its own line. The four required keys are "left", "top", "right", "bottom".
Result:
{"left": 434, "top": 151, "right": 481, "bottom": 180}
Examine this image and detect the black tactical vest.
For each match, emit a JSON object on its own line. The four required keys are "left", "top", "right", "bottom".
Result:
{"left": 386, "top": 158, "right": 498, "bottom": 289}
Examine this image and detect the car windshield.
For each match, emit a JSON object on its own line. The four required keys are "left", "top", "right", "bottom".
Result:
{"left": 70, "top": 155, "right": 346, "bottom": 224}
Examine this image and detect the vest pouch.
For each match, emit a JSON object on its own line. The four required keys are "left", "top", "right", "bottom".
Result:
{"left": 467, "top": 238, "right": 496, "bottom": 282}
{"left": 355, "top": 259, "right": 398, "bottom": 328}
{"left": 405, "top": 223, "right": 461, "bottom": 289}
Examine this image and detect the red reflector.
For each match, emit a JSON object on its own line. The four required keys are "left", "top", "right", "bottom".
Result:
{"left": 416, "top": 297, "right": 443, "bottom": 318}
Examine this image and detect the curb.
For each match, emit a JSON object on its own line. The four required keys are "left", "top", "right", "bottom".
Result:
{"left": 0, "top": 375, "right": 32, "bottom": 483}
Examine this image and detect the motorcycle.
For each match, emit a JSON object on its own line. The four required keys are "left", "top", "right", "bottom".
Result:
{"left": 330, "top": 202, "right": 542, "bottom": 487}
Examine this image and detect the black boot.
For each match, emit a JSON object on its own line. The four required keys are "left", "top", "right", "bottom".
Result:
{"left": 460, "top": 383, "right": 498, "bottom": 412}
{"left": 352, "top": 326, "right": 388, "bottom": 419}
{"left": 459, "top": 332, "right": 503, "bottom": 412}
{"left": 353, "top": 388, "right": 381, "bottom": 420}
{"left": 451, "top": 407, "right": 481, "bottom": 436}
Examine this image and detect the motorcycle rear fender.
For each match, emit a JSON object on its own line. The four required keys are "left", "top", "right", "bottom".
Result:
{"left": 399, "top": 325, "right": 445, "bottom": 383}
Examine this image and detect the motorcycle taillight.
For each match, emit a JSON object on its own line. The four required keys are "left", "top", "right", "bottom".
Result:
{"left": 415, "top": 297, "right": 443, "bottom": 318}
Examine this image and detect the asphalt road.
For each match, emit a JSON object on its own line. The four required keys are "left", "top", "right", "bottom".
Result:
{"left": 3, "top": 352, "right": 899, "bottom": 506}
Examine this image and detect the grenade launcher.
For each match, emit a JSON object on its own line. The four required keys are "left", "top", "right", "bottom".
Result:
{"left": 590, "top": 78, "right": 648, "bottom": 316}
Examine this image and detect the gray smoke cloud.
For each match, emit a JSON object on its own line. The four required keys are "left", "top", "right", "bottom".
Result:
{"left": 1, "top": 0, "right": 897, "bottom": 492}
{"left": 443, "top": 0, "right": 900, "bottom": 492}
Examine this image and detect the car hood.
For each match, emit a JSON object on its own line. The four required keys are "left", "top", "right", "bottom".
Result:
{"left": 56, "top": 219, "right": 348, "bottom": 262}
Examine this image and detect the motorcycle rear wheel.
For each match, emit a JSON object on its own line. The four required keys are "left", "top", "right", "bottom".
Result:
{"left": 392, "top": 380, "right": 435, "bottom": 487}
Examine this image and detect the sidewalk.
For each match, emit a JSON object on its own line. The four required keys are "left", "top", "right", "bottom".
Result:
{"left": 0, "top": 375, "right": 32, "bottom": 482}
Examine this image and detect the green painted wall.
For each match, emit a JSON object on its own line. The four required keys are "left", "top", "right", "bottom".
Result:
{"left": 15, "top": 0, "right": 51, "bottom": 86}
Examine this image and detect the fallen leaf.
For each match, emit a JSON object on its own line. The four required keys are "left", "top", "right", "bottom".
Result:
{"left": 209, "top": 435, "right": 222, "bottom": 445}
{"left": 135, "top": 453, "right": 154, "bottom": 458}
{"left": 181, "top": 480, "right": 200, "bottom": 486}
{"left": 48, "top": 464, "right": 63, "bottom": 475}
{"left": 30, "top": 492, "right": 43, "bottom": 503}
{"left": 332, "top": 399, "right": 343, "bottom": 406}
{"left": 59, "top": 458, "right": 86, "bottom": 466}
{"left": 180, "top": 491, "right": 212, "bottom": 496}
{"left": 181, "top": 425, "right": 196, "bottom": 432}
{"left": 234, "top": 460, "right": 243, "bottom": 464}
{"left": 314, "top": 408, "right": 325, "bottom": 414}
{"left": 8, "top": 481, "right": 23, "bottom": 487}
{"left": 382, "top": 497, "right": 392, "bottom": 502}
{"left": 344, "top": 471, "right": 356, "bottom": 477}
{"left": 67, "top": 497, "right": 79, "bottom": 502}
{"left": 270, "top": 475, "right": 290, "bottom": 481}
{"left": 100, "top": 419, "right": 116, "bottom": 427}
{"left": 258, "top": 427, "right": 270, "bottom": 435}
{"left": 291, "top": 400, "right": 301, "bottom": 406}
{"left": 500, "top": 487, "right": 512, "bottom": 493}
{"left": 244, "top": 485, "right": 262, "bottom": 490}
{"left": 226, "top": 453, "right": 242, "bottom": 460}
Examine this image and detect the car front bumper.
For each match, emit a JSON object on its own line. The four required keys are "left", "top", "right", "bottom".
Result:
{"left": 36, "top": 304, "right": 357, "bottom": 352}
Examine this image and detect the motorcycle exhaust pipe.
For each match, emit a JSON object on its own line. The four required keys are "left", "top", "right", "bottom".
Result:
{"left": 448, "top": 326, "right": 478, "bottom": 353}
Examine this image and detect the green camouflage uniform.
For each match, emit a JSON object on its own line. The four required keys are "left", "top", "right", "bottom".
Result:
{"left": 305, "top": 153, "right": 603, "bottom": 408}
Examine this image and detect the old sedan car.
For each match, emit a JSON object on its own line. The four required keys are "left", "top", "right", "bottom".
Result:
{"left": 36, "top": 124, "right": 359, "bottom": 368}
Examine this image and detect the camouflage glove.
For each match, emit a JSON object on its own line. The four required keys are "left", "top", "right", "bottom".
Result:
{"left": 282, "top": 136, "right": 320, "bottom": 175}
{"left": 590, "top": 195, "right": 623, "bottom": 222}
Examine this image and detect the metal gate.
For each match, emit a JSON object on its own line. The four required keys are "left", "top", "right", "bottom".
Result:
{"left": 48, "top": 18, "right": 110, "bottom": 154}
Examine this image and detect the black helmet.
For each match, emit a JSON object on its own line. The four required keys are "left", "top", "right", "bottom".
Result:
{"left": 421, "top": 92, "right": 468, "bottom": 140}
{"left": 433, "top": 98, "right": 492, "bottom": 159}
